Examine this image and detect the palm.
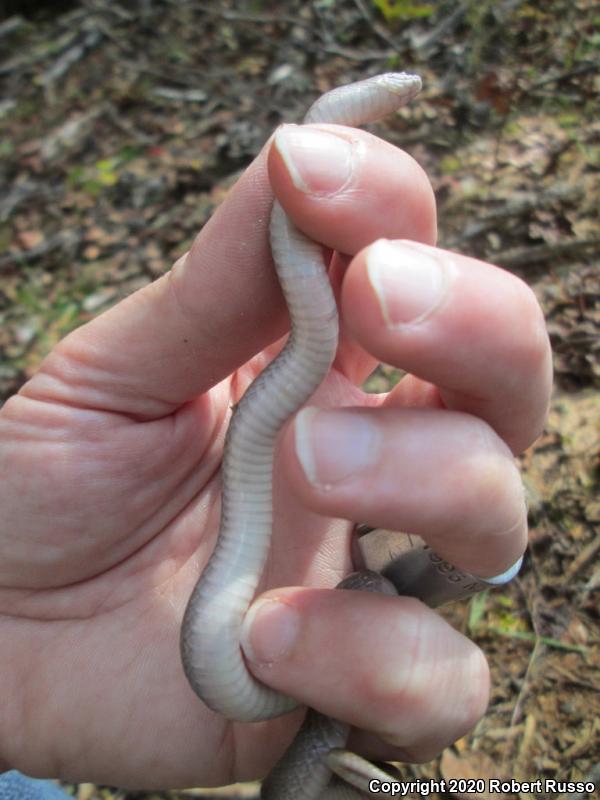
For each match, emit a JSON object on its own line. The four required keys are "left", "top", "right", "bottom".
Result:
{"left": 0, "top": 331, "right": 360, "bottom": 787}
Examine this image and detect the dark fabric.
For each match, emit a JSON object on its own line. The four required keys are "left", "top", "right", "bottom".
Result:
{"left": 0, "top": 771, "right": 71, "bottom": 800}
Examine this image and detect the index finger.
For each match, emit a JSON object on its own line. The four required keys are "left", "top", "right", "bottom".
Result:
{"left": 24, "top": 129, "right": 436, "bottom": 419}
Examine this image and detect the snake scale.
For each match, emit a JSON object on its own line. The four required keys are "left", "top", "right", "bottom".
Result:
{"left": 181, "top": 73, "right": 446, "bottom": 799}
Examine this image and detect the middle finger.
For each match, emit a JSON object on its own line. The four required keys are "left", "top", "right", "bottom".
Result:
{"left": 342, "top": 240, "right": 552, "bottom": 454}
{"left": 281, "top": 406, "right": 527, "bottom": 578}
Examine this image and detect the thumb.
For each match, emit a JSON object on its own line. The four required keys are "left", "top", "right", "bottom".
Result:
{"left": 28, "top": 143, "right": 289, "bottom": 419}
{"left": 240, "top": 586, "right": 489, "bottom": 761}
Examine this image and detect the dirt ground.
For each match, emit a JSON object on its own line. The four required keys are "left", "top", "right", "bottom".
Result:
{"left": 0, "top": 1, "right": 598, "bottom": 798}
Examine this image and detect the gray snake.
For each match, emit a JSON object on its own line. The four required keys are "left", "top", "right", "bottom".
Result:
{"left": 180, "top": 73, "right": 519, "bottom": 798}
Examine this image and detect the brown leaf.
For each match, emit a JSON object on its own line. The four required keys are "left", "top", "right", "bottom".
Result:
{"left": 440, "top": 749, "right": 510, "bottom": 799}
{"left": 83, "top": 244, "right": 101, "bottom": 260}
{"left": 17, "top": 229, "right": 44, "bottom": 250}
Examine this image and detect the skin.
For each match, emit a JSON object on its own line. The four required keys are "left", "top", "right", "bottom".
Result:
{"left": 0, "top": 125, "right": 552, "bottom": 789}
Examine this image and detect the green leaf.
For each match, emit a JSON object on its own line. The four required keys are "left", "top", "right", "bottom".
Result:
{"left": 488, "top": 628, "right": 588, "bottom": 654}
{"left": 468, "top": 590, "right": 489, "bottom": 633}
{"left": 96, "top": 158, "right": 116, "bottom": 173}
{"left": 372, "top": 0, "right": 433, "bottom": 22}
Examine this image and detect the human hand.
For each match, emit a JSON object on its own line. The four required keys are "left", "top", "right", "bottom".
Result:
{"left": 0, "top": 123, "right": 552, "bottom": 789}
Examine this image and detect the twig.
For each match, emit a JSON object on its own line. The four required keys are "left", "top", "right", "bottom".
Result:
{"left": 562, "top": 718, "right": 599, "bottom": 761}
{"left": 0, "top": 30, "right": 73, "bottom": 77}
{"left": 454, "top": 184, "right": 581, "bottom": 243}
{"left": 548, "top": 663, "right": 600, "bottom": 693}
{"left": 199, "top": 7, "right": 316, "bottom": 33}
{"left": 82, "top": 0, "right": 135, "bottom": 21}
{"left": 40, "top": 104, "right": 106, "bottom": 160}
{"left": 321, "top": 43, "right": 396, "bottom": 62}
{"left": 513, "top": 712, "right": 536, "bottom": 782}
{"left": 0, "top": 99, "right": 16, "bottom": 118}
{"left": 582, "top": 565, "right": 600, "bottom": 601}
{"left": 494, "top": 237, "right": 600, "bottom": 269}
{"left": 199, "top": 4, "right": 396, "bottom": 63}
{"left": 0, "top": 231, "right": 80, "bottom": 273}
{"left": 0, "top": 181, "right": 48, "bottom": 223}
{"left": 563, "top": 532, "right": 600, "bottom": 583}
{"left": 556, "top": 762, "right": 600, "bottom": 800}
{"left": 41, "top": 28, "right": 103, "bottom": 89}
{"left": 528, "top": 62, "right": 598, "bottom": 91}
{"left": 0, "top": 15, "right": 25, "bottom": 38}
{"left": 103, "top": 103, "right": 157, "bottom": 145}
{"left": 153, "top": 87, "right": 208, "bottom": 103}
{"left": 351, "top": 0, "right": 402, "bottom": 52}
{"left": 411, "top": 0, "right": 473, "bottom": 53}
{"left": 510, "top": 637, "right": 543, "bottom": 726}
{"left": 87, "top": 15, "right": 213, "bottom": 91}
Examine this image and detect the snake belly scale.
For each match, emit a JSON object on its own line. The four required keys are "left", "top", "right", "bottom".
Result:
{"left": 180, "top": 73, "right": 422, "bottom": 798}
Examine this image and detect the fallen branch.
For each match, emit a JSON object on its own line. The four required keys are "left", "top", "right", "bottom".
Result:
{"left": 0, "top": 181, "right": 47, "bottom": 223}
{"left": 41, "top": 27, "right": 103, "bottom": 95}
{"left": 40, "top": 104, "right": 106, "bottom": 160}
{"left": 351, "top": 0, "right": 402, "bottom": 52}
{"left": 82, "top": 0, "right": 135, "bottom": 21}
{"left": 0, "top": 231, "right": 80, "bottom": 273}
{"left": 198, "top": 4, "right": 396, "bottom": 63}
{"left": 199, "top": 6, "right": 315, "bottom": 32}
{"left": 495, "top": 237, "right": 600, "bottom": 269}
{"left": 452, "top": 184, "right": 582, "bottom": 244}
{"left": 557, "top": 762, "right": 600, "bottom": 800}
{"left": 320, "top": 43, "right": 396, "bottom": 62}
{"left": 563, "top": 532, "right": 600, "bottom": 583}
{"left": 103, "top": 102, "right": 157, "bottom": 145}
{"left": 153, "top": 87, "right": 208, "bottom": 103}
{"left": 410, "top": 0, "right": 472, "bottom": 53}
{"left": 0, "top": 99, "right": 16, "bottom": 118}
{"left": 0, "top": 15, "right": 25, "bottom": 38}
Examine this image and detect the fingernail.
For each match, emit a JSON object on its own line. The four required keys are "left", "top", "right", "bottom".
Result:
{"left": 273, "top": 125, "right": 355, "bottom": 195}
{"left": 295, "top": 407, "right": 381, "bottom": 489}
{"left": 480, "top": 556, "right": 524, "bottom": 585}
{"left": 367, "top": 240, "right": 449, "bottom": 328}
{"left": 241, "top": 597, "right": 300, "bottom": 664}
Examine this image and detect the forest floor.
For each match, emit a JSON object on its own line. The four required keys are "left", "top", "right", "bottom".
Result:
{"left": 0, "top": 1, "right": 598, "bottom": 798}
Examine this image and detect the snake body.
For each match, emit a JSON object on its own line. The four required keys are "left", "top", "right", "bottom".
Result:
{"left": 180, "top": 73, "right": 423, "bottom": 797}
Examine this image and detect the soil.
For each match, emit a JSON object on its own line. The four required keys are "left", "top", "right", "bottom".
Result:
{"left": 0, "top": 2, "right": 598, "bottom": 798}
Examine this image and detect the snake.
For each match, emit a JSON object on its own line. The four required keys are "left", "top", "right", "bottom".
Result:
{"left": 180, "top": 73, "right": 425, "bottom": 799}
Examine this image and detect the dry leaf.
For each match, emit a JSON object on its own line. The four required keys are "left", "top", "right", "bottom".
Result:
{"left": 17, "top": 229, "right": 44, "bottom": 250}
{"left": 440, "top": 749, "right": 510, "bottom": 799}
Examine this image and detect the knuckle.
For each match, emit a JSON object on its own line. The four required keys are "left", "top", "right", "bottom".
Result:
{"left": 375, "top": 638, "right": 489, "bottom": 754}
